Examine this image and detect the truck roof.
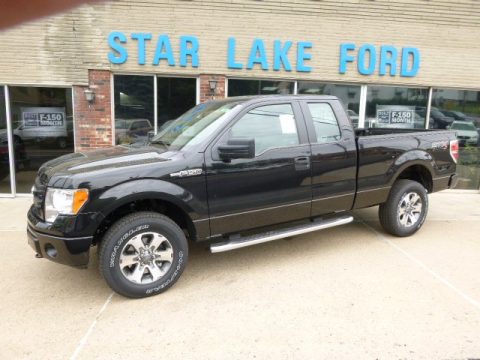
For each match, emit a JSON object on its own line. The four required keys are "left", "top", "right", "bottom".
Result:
{"left": 210, "top": 94, "right": 340, "bottom": 106}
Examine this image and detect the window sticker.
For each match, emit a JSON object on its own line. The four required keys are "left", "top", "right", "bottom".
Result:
{"left": 279, "top": 114, "right": 296, "bottom": 134}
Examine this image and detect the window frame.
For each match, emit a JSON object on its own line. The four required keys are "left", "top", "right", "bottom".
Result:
{"left": 299, "top": 100, "right": 344, "bottom": 146}
{"left": 304, "top": 102, "right": 342, "bottom": 145}
{"left": 210, "top": 99, "right": 309, "bottom": 160}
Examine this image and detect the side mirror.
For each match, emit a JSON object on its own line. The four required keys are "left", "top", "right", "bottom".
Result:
{"left": 218, "top": 138, "right": 255, "bottom": 160}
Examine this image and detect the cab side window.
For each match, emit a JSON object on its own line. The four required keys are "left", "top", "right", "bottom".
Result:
{"left": 230, "top": 103, "right": 299, "bottom": 155}
{"left": 307, "top": 103, "right": 341, "bottom": 143}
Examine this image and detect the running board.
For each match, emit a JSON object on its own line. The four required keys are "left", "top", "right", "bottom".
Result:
{"left": 210, "top": 214, "right": 354, "bottom": 253}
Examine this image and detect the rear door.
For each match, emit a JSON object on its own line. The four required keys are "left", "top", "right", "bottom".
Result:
{"left": 300, "top": 100, "right": 357, "bottom": 216}
{"left": 205, "top": 100, "right": 312, "bottom": 236}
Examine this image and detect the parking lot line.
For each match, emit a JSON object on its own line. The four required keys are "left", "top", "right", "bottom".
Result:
{"left": 360, "top": 220, "right": 480, "bottom": 312}
{"left": 70, "top": 292, "right": 114, "bottom": 360}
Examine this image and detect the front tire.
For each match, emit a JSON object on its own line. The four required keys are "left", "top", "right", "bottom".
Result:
{"left": 99, "top": 212, "right": 188, "bottom": 298}
{"left": 378, "top": 180, "right": 428, "bottom": 237}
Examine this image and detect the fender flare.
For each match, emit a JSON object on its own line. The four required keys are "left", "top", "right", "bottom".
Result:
{"left": 387, "top": 149, "right": 436, "bottom": 188}
{"left": 86, "top": 179, "right": 206, "bottom": 222}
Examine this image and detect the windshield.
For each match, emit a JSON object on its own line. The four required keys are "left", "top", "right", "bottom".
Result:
{"left": 452, "top": 122, "right": 476, "bottom": 131}
{"left": 115, "top": 120, "right": 129, "bottom": 129}
{"left": 150, "top": 100, "right": 243, "bottom": 150}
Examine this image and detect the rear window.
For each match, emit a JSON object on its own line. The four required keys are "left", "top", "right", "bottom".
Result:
{"left": 307, "top": 103, "right": 341, "bottom": 143}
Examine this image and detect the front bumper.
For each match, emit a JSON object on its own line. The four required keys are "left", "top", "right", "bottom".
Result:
{"left": 27, "top": 224, "right": 92, "bottom": 268}
{"left": 458, "top": 138, "right": 478, "bottom": 147}
{"left": 27, "top": 206, "right": 103, "bottom": 268}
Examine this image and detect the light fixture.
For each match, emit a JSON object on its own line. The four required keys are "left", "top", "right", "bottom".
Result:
{"left": 208, "top": 79, "right": 218, "bottom": 94}
{"left": 84, "top": 88, "right": 95, "bottom": 103}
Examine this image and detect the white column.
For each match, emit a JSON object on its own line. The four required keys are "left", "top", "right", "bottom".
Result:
{"left": 196, "top": 77, "right": 201, "bottom": 103}
{"left": 110, "top": 73, "right": 116, "bottom": 145}
{"left": 426, "top": 87, "right": 433, "bottom": 129}
{"left": 5, "top": 85, "right": 16, "bottom": 196}
{"left": 358, "top": 84, "right": 368, "bottom": 128}
{"left": 154, "top": 75, "right": 158, "bottom": 134}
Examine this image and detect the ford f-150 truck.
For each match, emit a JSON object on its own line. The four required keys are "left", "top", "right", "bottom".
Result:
{"left": 27, "top": 95, "right": 459, "bottom": 298}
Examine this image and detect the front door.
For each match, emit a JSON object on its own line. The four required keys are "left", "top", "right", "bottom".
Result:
{"left": 205, "top": 101, "right": 312, "bottom": 236}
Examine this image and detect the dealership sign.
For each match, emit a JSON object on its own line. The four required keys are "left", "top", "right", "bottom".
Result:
{"left": 107, "top": 32, "right": 420, "bottom": 77}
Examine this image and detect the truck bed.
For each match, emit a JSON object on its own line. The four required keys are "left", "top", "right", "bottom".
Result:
{"left": 352, "top": 127, "right": 457, "bottom": 210}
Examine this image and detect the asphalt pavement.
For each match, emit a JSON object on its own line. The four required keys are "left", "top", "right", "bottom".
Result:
{"left": 1, "top": 191, "right": 479, "bottom": 359}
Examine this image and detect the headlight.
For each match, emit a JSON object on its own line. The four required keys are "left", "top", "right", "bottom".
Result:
{"left": 44, "top": 188, "right": 89, "bottom": 223}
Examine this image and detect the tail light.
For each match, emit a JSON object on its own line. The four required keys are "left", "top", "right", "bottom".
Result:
{"left": 450, "top": 139, "right": 459, "bottom": 163}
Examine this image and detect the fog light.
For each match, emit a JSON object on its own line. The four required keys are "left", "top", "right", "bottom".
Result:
{"left": 44, "top": 243, "right": 58, "bottom": 258}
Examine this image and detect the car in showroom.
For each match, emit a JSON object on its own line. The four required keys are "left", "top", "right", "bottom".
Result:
{"left": 448, "top": 120, "right": 479, "bottom": 146}
{"left": 115, "top": 118, "right": 153, "bottom": 144}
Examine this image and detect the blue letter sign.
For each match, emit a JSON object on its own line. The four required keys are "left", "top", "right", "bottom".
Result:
{"left": 339, "top": 43, "right": 420, "bottom": 77}
{"left": 247, "top": 39, "right": 269, "bottom": 70}
{"left": 108, "top": 31, "right": 128, "bottom": 64}
{"left": 227, "top": 37, "right": 243, "bottom": 69}
{"left": 339, "top": 43, "right": 355, "bottom": 74}
{"left": 106, "top": 32, "right": 421, "bottom": 78}
{"left": 273, "top": 40, "right": 292, "bottom": 71}
{"left": 152, "top": 35, "right": 175, "bottom": 66}
{"left": 296, "top": 42, "right": 312, "bottom": 72}
{"left": 401, "top": 47, "right": 420, "bottom": 77}
{"left": 179, "top": 36, "right": 199, "bottom": 67}
{"left": 131, "top": 33, "right": 152, "bottom": 65}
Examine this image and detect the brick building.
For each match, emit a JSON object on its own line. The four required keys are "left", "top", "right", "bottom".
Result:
{"left": 0, "top": 0, "right": 479, "bottom": 195}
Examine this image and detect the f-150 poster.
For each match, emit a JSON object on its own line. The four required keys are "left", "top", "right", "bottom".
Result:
{"left": 21, "top": 107, "right": 66, "bottom": 127}
{"left": 376, "top": 105, "right": 416, "bottom": 128}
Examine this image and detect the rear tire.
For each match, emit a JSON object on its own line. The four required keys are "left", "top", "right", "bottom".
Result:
{"left": 99, "top": 211, "right": 188, "bottom": 298}
{"left": 378, "top": 180, "right": 428, "bottom": 237}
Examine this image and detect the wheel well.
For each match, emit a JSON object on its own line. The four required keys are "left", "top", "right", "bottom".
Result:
{"left": 93, "top": 199, "right": 196, "bottom": 245}
{"left": 396, "top": 165, "right": 433, "bottom": 193}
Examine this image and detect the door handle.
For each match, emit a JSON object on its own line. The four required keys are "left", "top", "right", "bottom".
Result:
{"left": 294, "top": 156, "right": 310, "bottom": 170}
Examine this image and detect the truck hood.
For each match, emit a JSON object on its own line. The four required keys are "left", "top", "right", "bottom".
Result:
{"left": 39, "top": 145, "right": 177, "bottom": 187}
{"left": 455, "top": 129, "right": 478, "bottom": 137}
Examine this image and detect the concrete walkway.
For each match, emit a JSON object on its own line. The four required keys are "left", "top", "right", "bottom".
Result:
{"left": 0, "top": 191, "right": 479, "bottom": 359}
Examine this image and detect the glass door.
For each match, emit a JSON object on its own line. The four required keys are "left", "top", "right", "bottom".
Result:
{"left": 0, "top": 86, "right": 12, "bottom": 195}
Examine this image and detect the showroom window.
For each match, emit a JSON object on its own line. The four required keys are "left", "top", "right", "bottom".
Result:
{"left": 431, "top": 88, "right": 480, "bottom": 189}
{"left": 157, "top": 77, "right": 196, "bottom": 131}
{"left": 365, "top": 86, "right": 429, "bottom": 129}
{"left": 0, "top": 86, "right": 11, "bottom": 194}
{"left": 113, "top": 75, "right": 197, "bottom": 144}
{"left": 8, "top": 86, "right": 73, "bottom": 194}
{"left": 114, "top": 75, "right": 154, "bottom": 145}
{"left": 228, "top": 79, "right": 294, "bottom": 97}
{"left": 298, "top": 82, "right": 361, "bottom": 128}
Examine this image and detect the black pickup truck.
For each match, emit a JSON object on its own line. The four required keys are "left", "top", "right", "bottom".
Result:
{"left": 27, "top": 95, "right": 458, "bottom": 298}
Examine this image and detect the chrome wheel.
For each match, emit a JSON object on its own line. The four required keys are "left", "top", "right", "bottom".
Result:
{"left": 119, "top": 232, "right": 173, "bottom": 284}
{"left": 398, "top": 192, "right": 423, "bottom": 228}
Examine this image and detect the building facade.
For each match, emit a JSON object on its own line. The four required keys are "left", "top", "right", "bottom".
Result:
{"left": 0, "top": 0, "right": 479, "bottom": 195}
